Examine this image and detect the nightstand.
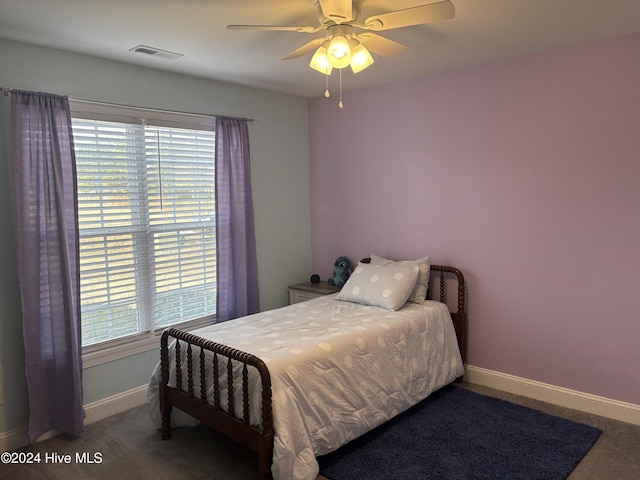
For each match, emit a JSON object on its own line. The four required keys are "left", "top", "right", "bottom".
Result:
{"left": 288, "top": 282, "right": 340, "bottom": 304}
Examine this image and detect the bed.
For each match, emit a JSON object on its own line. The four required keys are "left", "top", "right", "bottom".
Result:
{"left": 147, "top": 257, "right": 467, "bottom": 480}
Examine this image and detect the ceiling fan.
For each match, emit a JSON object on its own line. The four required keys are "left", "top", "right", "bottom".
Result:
{"left": 227, "top": 0, "right": 455, "bottom": 105}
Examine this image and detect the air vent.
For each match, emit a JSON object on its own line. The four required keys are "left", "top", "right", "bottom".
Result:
{"left": 129, "top": 45, "right": 183, "bottom": 61}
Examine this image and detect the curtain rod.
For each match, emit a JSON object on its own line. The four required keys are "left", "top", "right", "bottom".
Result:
{"left": 71, "top": 97, "right": 255, "bottom": 124}
{"left": 0, "top": 86, "right": 255, "bottom": 123}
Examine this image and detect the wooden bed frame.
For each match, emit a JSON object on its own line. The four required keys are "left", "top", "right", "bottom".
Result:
{"left": 159, "top": 264, "right": 466, "bottom": 480}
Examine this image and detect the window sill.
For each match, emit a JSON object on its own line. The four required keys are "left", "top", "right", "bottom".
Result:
{"left": 82, "top": 334, "right": 161, "bottom": 368}
{"left": 82, "top": 318, "right": 214, "bottom": 368}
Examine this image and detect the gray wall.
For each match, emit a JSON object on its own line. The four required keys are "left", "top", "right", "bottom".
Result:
{"left": 0, "top": 39, "right": 311, "bottom": 433}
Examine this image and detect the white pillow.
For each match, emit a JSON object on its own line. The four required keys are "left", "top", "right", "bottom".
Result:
{"left": 370, "top": 254, "right": 430, "bottom": 304}
{"left": 336, "top": 262, "right": 419, "bottom": 311}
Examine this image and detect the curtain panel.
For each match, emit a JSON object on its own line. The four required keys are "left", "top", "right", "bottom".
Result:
{"left": 11, "top": 90, "right": 84, "bottom": 440}
{"left": 215, "top": 117, "right": 260, "bottom": 321}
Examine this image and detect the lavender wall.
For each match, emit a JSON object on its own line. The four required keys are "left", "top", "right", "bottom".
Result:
{"left": 308, "top": 33, "right": 640, "bottom": 405}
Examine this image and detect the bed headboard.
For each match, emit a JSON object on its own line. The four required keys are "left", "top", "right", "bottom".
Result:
{"left": 360, "top": 258, "right": 467, "bottom": 364}
{"left": 429, "top": 264, "right": 467, "bottom": 364}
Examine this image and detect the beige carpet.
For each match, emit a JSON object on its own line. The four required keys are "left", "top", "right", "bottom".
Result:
{"left": 2, "top": 383, "right": 638, "bottom": 480}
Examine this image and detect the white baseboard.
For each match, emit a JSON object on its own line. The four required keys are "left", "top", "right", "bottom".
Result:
{"left": 0, "top": 429, "right": 23, "bottom": 453}
{"left": 0, "top": 384, "right": 148, "bottom": 453}
{"left": 465, "top": 365, "right": 640, "bottom": 426}
{"left": 83, "top": 384, "right": 148, "bottom": 425}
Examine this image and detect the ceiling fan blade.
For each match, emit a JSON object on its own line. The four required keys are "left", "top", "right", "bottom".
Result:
{"left": 357, "top": 33, "right": 407, "bottom": 57}
{"left": 317, "top": 0, "right": 353, "bottom": 23}
{"left": 226, "top": 24, "right": 321, "bottom": 33}
{"left": 363, "top": 0, "right": 455, "bottom": 31}
{"left": 282, "top": 38, "right": 326, "bottom": 60}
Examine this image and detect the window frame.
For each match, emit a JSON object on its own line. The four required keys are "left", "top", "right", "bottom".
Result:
{"left": 70, "top": 99, "right": 218, "bottom": 365}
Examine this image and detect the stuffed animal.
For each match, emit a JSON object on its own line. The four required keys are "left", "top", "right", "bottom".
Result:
{"left": 328, "top": 256, "right": 352, "bottom": 288}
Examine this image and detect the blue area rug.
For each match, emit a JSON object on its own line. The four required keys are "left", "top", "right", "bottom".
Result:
{"left": 318, "top": 385, "right": 601, "bottom": 480}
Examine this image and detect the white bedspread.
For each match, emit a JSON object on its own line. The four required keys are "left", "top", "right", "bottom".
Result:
{"left": 148, "top": 294, "right": 464, "bottom": 480}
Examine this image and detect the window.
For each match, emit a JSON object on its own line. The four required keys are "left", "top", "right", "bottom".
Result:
{"left": 70, "top": 101, "right": 217, "bottom": 347}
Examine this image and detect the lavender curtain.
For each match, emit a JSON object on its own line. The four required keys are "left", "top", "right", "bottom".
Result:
{"left": 11, "top": 90, "right": 84, "bottom": 440}
{"left": 215, "top": 117, "right": 259, "bottom": 321}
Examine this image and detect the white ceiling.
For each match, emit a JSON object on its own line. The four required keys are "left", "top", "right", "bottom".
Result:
{"left": 1, "top": 0, "right": 640, "bottom": 98}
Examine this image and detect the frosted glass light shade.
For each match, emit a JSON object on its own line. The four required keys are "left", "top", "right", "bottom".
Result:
{"left": 327, "top": 35, "right": 351, "bottom": 69}
{"left": 350, "top": 44, "right": 374, "bottom": 73}
{"left": 309, "top": 47, "right": 333, "bottom": 74}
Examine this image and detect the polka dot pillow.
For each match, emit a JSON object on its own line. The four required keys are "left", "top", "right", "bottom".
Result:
{"left": 370, "top": 254, "right": 430, "bottom": 304}
{"left": 336, "top": 262, "right": 419, "bottom": 310}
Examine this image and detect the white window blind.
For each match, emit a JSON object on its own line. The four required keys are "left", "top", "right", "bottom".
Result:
{"left": 71, "top": 103, "right": 217, "bottom": 347}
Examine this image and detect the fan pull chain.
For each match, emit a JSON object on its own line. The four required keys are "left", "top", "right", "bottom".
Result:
{"left": 324, "top": 65, "right": 330, "bottom": 98}
{"left": 338, "top": 69, "right": 344, "bottom": 109}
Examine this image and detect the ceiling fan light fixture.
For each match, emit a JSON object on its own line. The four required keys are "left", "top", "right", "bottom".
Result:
{"left": 350, "top": 44, "right": 374, "bottom": 73}
{"left": 228, "top": 0, "right": 457, "bottom": 105}
{"left": 309, "top": 46, "right": 333, "bottom": 74}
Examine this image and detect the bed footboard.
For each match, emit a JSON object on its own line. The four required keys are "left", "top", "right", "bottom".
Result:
{"left": 160, "top": 328, "right": 274, "bottom": 479}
